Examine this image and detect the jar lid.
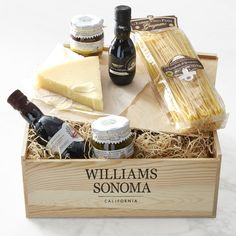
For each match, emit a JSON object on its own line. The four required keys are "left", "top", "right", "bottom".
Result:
{"left": 71, "top": 15, "right": 104, "bottom": 38}
{"left": 92, "top": 115, "right": 131, "bottom": 144}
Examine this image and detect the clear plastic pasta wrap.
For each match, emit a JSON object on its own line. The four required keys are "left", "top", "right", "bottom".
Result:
{"left": 131, "top": 16, "right": 227, "bottom": 132}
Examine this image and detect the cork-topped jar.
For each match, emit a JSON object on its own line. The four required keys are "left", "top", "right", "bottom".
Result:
{"left": 70, "top": 15, "right": 104, "bottom": 56}
{"left": 91, "top": 115, "right": 134, "bottom": 159}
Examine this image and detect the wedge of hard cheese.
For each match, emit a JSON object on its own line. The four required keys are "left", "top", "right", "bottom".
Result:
{"left": 40, "top": 44, "right": 84, "bottom": 69}
{"left": 36, "top": 56, "right": 103, "bottom": 111}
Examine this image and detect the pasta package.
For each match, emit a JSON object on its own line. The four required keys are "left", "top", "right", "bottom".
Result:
{"left": 131, "top": 16, "right": 227, "bottom": 132}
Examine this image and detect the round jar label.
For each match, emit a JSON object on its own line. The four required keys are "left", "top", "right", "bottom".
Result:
{"left": 93, "top": 142, "right": 134, "bottom": 159}
{"left": 70, "top": 37, "right": 104, "bottom": 54}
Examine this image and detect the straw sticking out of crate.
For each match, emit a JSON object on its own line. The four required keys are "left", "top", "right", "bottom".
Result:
{"left": 26, "top": 121, "right": 214, "bottom": 159}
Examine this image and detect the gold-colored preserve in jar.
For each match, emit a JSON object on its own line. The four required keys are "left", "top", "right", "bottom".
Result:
{"left": 70, "top": 15, "right": 104, "bottom": 56}
{"left": 91, "top": 115, "right": 134, "bottom": 159}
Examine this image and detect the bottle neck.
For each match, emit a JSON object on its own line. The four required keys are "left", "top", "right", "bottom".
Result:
{"left": 115, "top": 24, "right": 131, "bottom": 40}
{"left": 7, "top": 90, "right": 44, "bottom": 127}
{"left": 20, "top": 102, "right": 44, "bottom": 127}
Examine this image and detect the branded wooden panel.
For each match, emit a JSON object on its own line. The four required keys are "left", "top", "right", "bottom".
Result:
{"left": 22, "top": 131, "right": 221, "bottom": 217}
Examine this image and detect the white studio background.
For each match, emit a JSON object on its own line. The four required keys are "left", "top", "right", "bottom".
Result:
{"left": 0, "top": 0, "right": 236, "bottom": 235}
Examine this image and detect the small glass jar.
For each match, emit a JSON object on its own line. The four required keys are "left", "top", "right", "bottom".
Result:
{"left": 91, "top": 115, "right": 134, "bottom": 159}
{"left": 70, "top": 15, "right": 104, "bottom": 56}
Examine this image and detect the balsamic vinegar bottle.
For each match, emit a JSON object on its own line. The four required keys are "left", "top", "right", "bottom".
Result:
{"left": 7, "top": 90, "right": 87, "bottom": 159}
{"left": 108, "top": 5, "right": 136, "bottom": 85}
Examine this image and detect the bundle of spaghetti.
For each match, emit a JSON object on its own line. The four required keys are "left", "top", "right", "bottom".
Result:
{"left": 134, "top": 28, "right": 226, "bottom": 132}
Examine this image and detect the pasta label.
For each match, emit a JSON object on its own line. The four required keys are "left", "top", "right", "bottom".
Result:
{"left": 131, "top": 16, "right": 178, "bottom": 31}
{"left": 162, "top": 55, "right": 204, "bottom": 81}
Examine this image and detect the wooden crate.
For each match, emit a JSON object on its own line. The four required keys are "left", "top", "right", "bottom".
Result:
{"left": 21, "top": 52, "right": 222, "bottom": 217}
{"left": 22, "top": 132, "right": 221, "bottom": 217}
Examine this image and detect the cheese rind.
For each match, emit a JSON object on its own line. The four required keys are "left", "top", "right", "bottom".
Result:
{"left": 37, "top": 56, "right": 103, "bottom": 111}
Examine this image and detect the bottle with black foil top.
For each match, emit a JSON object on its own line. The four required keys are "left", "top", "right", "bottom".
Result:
{"left": 7, "top": 90, "right": 87, "bottom": 159}
{"left": 108, "top": 5, "right": 136, "bottom": 85}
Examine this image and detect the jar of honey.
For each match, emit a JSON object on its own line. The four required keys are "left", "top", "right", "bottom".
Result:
{"left": 70, "top": 15, "right": 104, "bottom": 56}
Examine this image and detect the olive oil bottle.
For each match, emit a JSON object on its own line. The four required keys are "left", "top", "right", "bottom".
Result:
{"left": 108, "top": 5, "right": 136, "bottom": 85}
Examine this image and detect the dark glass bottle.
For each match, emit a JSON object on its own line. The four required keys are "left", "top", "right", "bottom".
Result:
{"left": 7, "top": 90, "right": 87, "bottom": 159}
{"left": 108, "top": 5, "right": 136, "bottom": 85}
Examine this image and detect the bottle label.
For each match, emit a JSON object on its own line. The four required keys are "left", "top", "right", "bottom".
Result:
{"left": 93, "top": 142, "right": 134, "bottom": 159}
{"left": 109, "top": 55, "right": 136, "bottom": 76}
{"left": 46, "top": 123, "right": 84, "bottom": 156}
{"left": 162, "top": 55, "right": 204, "bottom": 81}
